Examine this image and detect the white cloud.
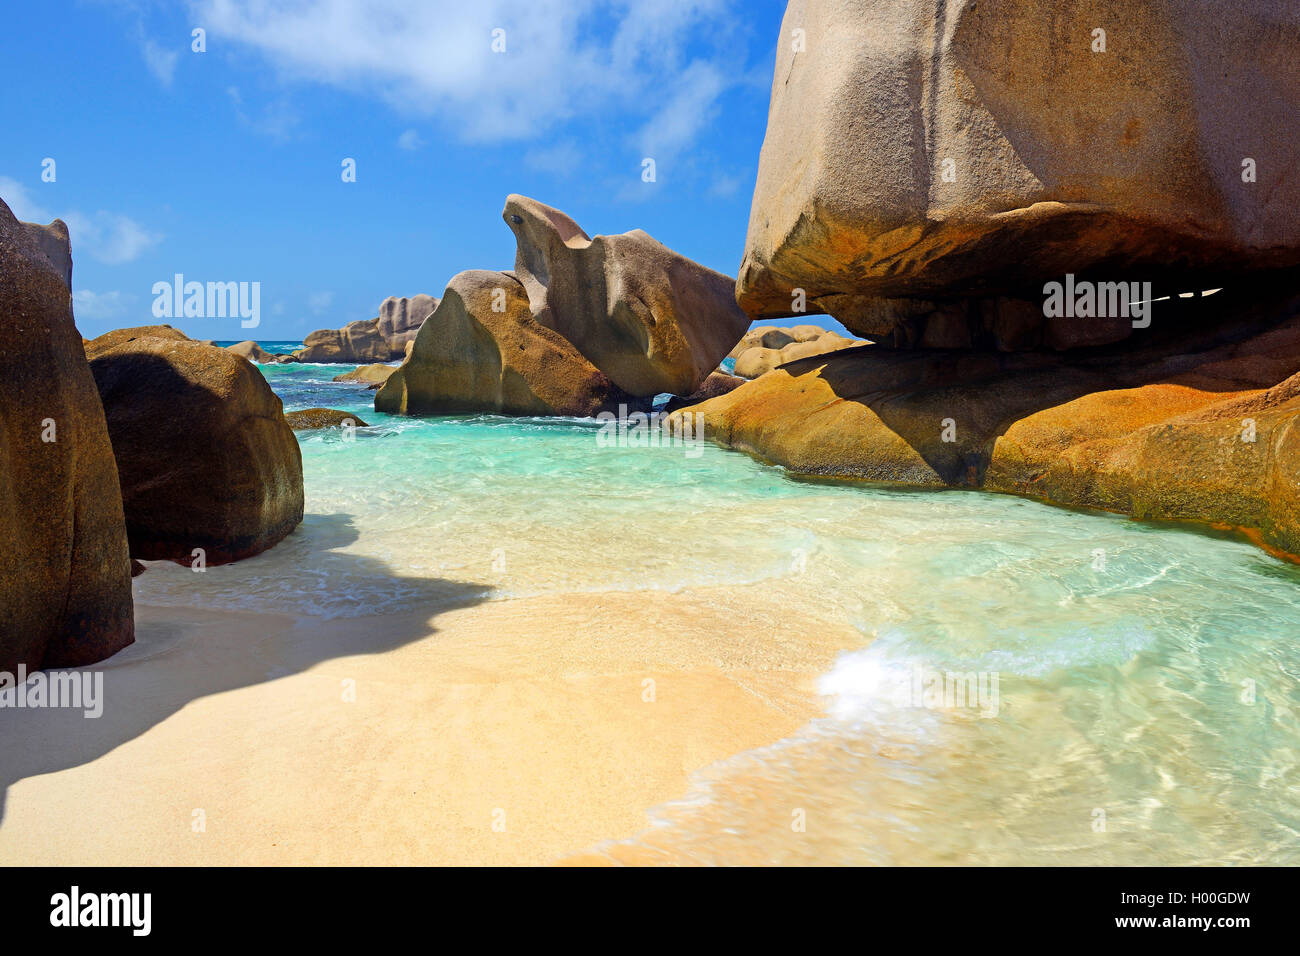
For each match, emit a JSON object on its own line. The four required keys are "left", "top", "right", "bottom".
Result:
{"left": 141, "top": 36, "right": 180, "bottom": 86}
{"left": 0, "top": 176, "right": 161, "bottom": 265}
{"left": 611, "top": 61, "right": 729, "bottom": 202}
{"left": 634, "top": 61, "right": 727, "bottom": 171}
{"left": 0, "top": 176, "right": 50, "bottom": 223}
{"left": 308, "top": 291, "right": 335, "bottom": 314}
{"left": 73, "top": 290, "right": 135, "bottom": 320}
{"left": 62, "top": 212, "right": 161, "bottom": 265}
{"left": 397, "top": 128, "right": 424, "bottom": 151}
{"left": 190, "top": 0, "right": 741, "bottom": 145}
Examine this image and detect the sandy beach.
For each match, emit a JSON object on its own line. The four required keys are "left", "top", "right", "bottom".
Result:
{"left": 0, "top": 583, "right": 859, "bottom": 866}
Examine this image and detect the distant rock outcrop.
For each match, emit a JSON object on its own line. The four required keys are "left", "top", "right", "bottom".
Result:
{"left": 294, "top": 294, "right": 437, "bottom": 362}
{"left": 737, "top": 0, "right": 1300, "bottom": 348}
{"left": 378, "top": 196, "right": 750, "bottom": 416}
{"left": 505, "top": 195, "right": 750, "bottom": 396}
{"left": 376, "top": 271, "right": 631, "bottom": 417}
{"left": 226, "top": 340, "right": 277, "bottom": 363}
{"left": 0, "top": 199, "right": 134, "bottom": 671}
{"left": 731, "top": 326, "right": 861, "bottom": 378}
{"left": 727, "top": 324, "right": 830, "bottom": 359}
{"left": 86, "top": 326, "right": 304, "bottom": 564}
{"left": 332, "top": 364, "right": 396, "bottom": 386}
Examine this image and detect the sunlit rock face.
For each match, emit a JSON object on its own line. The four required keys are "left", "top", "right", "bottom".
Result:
{"left": 738, "top": 0, "right": 1300, "bottom": 347}
{"left": 503, "top": 195, "right": 751, "bottom": 397}
{"left": 671, "top": 288, "right": 1300, "bottom": 559}
{"left": 377, "top": 196, "right": 752, "bottom": 415}
{"left": 374, "top": 270, "right": 631, "bottom": 417}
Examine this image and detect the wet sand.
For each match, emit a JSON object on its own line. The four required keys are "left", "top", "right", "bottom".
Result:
{"left": 0, "top": 585, "right": 859, "bottom": 865}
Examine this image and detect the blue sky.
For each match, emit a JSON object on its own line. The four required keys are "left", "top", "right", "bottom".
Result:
{"left": 0, "top": 0, "right": 846, "bottom": 340}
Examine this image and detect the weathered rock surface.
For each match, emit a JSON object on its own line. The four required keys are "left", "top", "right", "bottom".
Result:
{"left": 505, "top": 195, "right": 750, "bottom": 396}
{"left": 22, "top": 219, "right": 72, "bottom": 287}
{"left": 728, "top": 324, "right": 830, "bottom": 358}
{"left": 1, "top": 200, "right": 134, "bottom": 670}
{"left": 226, "top": 340, "right": 277, "bottom": 363}
{"left": 738, "top": 0, "right": 1300, "bottom": 347}
{"left": 671, "top": 289, "right": 1300, "bottom": 559}
{"left": 86, "top": 327, "right": 304, "bottom": 564}
{"left": 332, "top": 364, "right": 396, "bottom": 385}
{"left": 733, "top": 329, "right": 861, "bottom": 378}
{"left": 379, "top": 196, "right": 751, "bottom": 416}
{"left": 295, "top": 294, "right": 437, "bottom": 362}
{"left": 89, "top": 324, "right": 189, "bottom": 350}
{"left": 285, "top": 408, "right": 370, "bottom": 429}
{"left": 376, "top": 271, "right": 631, "bottom": 417}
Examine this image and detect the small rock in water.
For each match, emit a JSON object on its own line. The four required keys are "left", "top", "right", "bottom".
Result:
{"left": 285, "top": 408, "right": 370, "bottom": 430}
{"left": 332, "top": 364, "right": 395, "bottom": 385}
{"left": 226, "top": 340, "right": 277, "bottom": 363}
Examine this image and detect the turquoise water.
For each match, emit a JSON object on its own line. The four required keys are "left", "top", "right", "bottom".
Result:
{"left": 139, "top": 357, "right": 1300, "bottom": 864}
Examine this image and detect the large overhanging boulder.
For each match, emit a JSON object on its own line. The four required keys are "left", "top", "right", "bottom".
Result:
{"left": 737, "top": 0, "right": 1300, "bottom": 346}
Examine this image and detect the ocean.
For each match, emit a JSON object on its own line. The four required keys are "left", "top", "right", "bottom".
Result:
{"left": 137, "top": 348, "right": 1300, "bottom": 864}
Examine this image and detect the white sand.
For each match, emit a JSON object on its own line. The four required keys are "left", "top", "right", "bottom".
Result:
{"left": 0, "top": 585, "right": 858, "bottom": 865}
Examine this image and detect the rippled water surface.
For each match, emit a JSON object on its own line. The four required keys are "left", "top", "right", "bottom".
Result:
{"left": 139, "top": 359, "right": 1300, "bottom": 864}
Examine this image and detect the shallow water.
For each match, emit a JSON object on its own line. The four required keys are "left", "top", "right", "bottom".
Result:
{"left": 139, "top": 359, "right": 1300, "bottom": 864}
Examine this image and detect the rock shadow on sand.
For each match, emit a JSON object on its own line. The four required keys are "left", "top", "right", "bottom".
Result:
{"left": 0, "top": 512, "right": 490, "bottom": 827}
